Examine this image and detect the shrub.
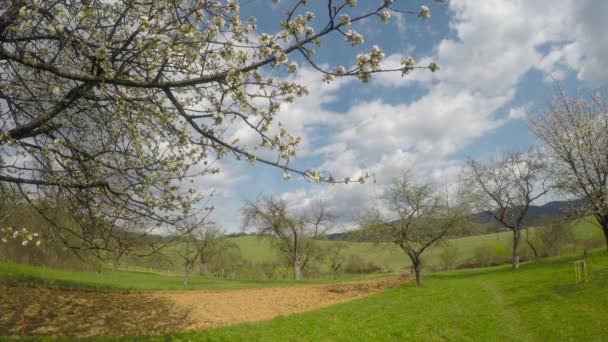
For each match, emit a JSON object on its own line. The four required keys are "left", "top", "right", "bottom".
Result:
{"left": 534, "top": 223, "right": 575, "bottom": 257}
{"left": 438, "top": 243, "right": 459, "bottom": 271}
{"left": 467, "top": 242, "right": 510, "bottom": 268}
{"left": 343, "top": 255, "right": 382, "bottom": 274}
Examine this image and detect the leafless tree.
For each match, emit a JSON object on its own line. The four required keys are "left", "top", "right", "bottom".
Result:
{"left": 363, "top": 176, "right": 471, "bottom": 287}
{"left": 530, "top": 88, "right": 608, "bottom": 250}
{"left": 326, "top": 241, "right": 347, "bottom": 279}
{"left": 466, "top": 150, "right": 549, "bottom": 269}
{"left": 193, "top": 225, "right": 237, "bottom": 276}
{"left": 242, "top": 198, "right": 335, "bottom": 280}
{"left": 176, "top": 213, "right": 214, "bottom": 286}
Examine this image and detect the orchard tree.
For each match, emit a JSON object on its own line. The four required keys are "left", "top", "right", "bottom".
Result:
{"left": 0, "top": 1, "right": 445, "bottom": 252}
{"left": 194, "top": 224, "right": 236, "bottom": 276}
{"left": 363, "top": 175, "right": 470, "bottom": 287}
{"left": 530, "top": 88, "right": 608, "bottom": 250}
{"left": 326, "top": 241, "right": 347, "bottom": 279}
{"left": 176, "top": 213, "right": 214, "bottom": 286}
{"left": 242, "top": 198, "right": 335, "bottom": 280}
{"left": 466, "top": 150, "right": 549, "bottom": 269}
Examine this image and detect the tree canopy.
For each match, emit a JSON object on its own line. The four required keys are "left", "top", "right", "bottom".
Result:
{"left": 0, "top": 0, "right": 443, "bottom": 252}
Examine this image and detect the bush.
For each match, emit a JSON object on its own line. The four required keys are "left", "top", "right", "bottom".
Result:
{"left": 533, "top": 223, "right": 575, "bottom": 257}
{"left": 467, "top": 242, "right": 510, "bottom": 268}
{"left": 343, "top": 255, "right": 382, "bottom": 274}
{"left": 438, "top": 243, "right": 459, "bottom": 271}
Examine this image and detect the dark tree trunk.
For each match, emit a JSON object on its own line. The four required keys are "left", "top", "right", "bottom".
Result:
{"left": 413, "top": 259, "right": 423, "bottom": 287}
{"left": 596, "top": 215, "right": 608, "bottom": 251}
{"left": 512, "top": 229, "right": 521, "bottom": 270}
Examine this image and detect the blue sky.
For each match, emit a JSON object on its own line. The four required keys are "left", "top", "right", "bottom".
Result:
{"left": 202, "top": 0, "right": 608, "bottom": 232}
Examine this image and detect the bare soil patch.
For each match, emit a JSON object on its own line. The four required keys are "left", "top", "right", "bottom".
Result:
{"left": 0, "top": 283, "right": 192, "bottom": 338}
{"left": 0, "top": 277, "right": 406, "bottom": 338}
{"left": 152, "top": 277, "right": 407, "bottom": 331}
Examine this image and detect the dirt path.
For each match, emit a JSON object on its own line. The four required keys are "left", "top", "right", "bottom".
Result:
{"left": 0, "top": 277, "right": 407, "bottom": 338}
{"left": 477, "top": 279, "right": 535, "bottom": 341}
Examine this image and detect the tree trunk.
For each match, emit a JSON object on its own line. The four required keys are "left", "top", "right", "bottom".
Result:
{"left": 293, "top": 260, "right": 302, "bottom": 281}
{"left": 512, "top": 229, "right": 521, "bottom": 270}
{"left": 199, "top": 254, "right": 208, "bottom": 276}
{"left": 112, "top": 253, "right": 122, "bottom": 272}
{"left": 413, "top": 259, "right": 423, "bottom": 287}
{"left": 183, "top": 262, "right": 190, "bottom": 286}
{"left": 602, "top": 223, "right": 608, "bottom": 251}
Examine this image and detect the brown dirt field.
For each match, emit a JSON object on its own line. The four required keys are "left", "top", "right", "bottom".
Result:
{"left": 0, "top": 283, "right": 192, "bottom": 338}
{"left": 152, "top": 277, "right": 407, "bottom": 331}
{"left": 0, "top": 277, "right": 407, "bottom": 338}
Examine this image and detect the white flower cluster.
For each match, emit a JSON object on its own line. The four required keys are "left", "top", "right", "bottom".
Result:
{"left": 355, "top": 45, "right": 385, "bottom": 82}
{"left": 1, "top": 227, "right": 41, "bottom": 246}
{"left": 401, "top": 56, "right": 415, "bottom": 75}
{"left": 345, "top": 30, "right": 364, "bottom": 46}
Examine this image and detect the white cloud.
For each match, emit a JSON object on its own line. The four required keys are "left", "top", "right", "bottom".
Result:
{"left": 508, "top": 106, "right": 527, "bottom": 120}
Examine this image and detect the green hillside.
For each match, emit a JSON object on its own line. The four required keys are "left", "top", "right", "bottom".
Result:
{"left": 0, "top": 261, "right": 387, "bottom": 292}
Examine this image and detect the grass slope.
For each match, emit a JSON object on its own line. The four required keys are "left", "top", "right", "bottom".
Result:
{"left": 0, "top": 262, "right": 387, "bottom": 291}
{"left": 144, "top": 249, "right": 608, "bottom": 341}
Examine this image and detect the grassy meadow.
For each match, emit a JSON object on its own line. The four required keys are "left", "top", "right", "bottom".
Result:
{"left": 132, "top": 249, "right": 608, "bottom": 341}
{"left": 7, "top": 248, "right": 605, "bottom": 341}
{"left": 0, "top": 261, "right": 391, "bottom": 292}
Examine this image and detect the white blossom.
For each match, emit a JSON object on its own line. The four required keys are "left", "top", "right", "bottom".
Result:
{"left": 429, "top": 61, "right": 440, "bottom": 72}
{"left": 380, "top": 10, "right": 391, "bottom": 24}
{"left": 418, "top": 6, "right": 430, "bottom": 20}
{"left": 345, "top": 30, "right": 364, "bottom": 46}
{"left": 339, "top": 14, "right": 351, "bottom": 26}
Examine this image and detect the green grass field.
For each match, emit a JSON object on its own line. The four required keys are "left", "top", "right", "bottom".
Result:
{"left": 0, "top": 261, "right": 390, "bottom": 291}
{"left": 123, "top": 249, "right": 607, "bottom": 341}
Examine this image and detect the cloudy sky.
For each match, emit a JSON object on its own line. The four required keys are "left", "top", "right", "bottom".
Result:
{"left": 203, "top": 0, "right": 608, "bottom": 232}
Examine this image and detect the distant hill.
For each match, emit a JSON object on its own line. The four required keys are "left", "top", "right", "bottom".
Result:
{"left": 326, "top": 232, "right": 348, "bottom": 241}
{"left": 327, "top": 200, "right": 583, "bottom": 240}
{"left": 474, "top": 199, "right": 583, "bottom": 230}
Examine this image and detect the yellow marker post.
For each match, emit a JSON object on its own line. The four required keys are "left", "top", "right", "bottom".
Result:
{"left": 574, "top": 260, "right": 587, "bottom": 283}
